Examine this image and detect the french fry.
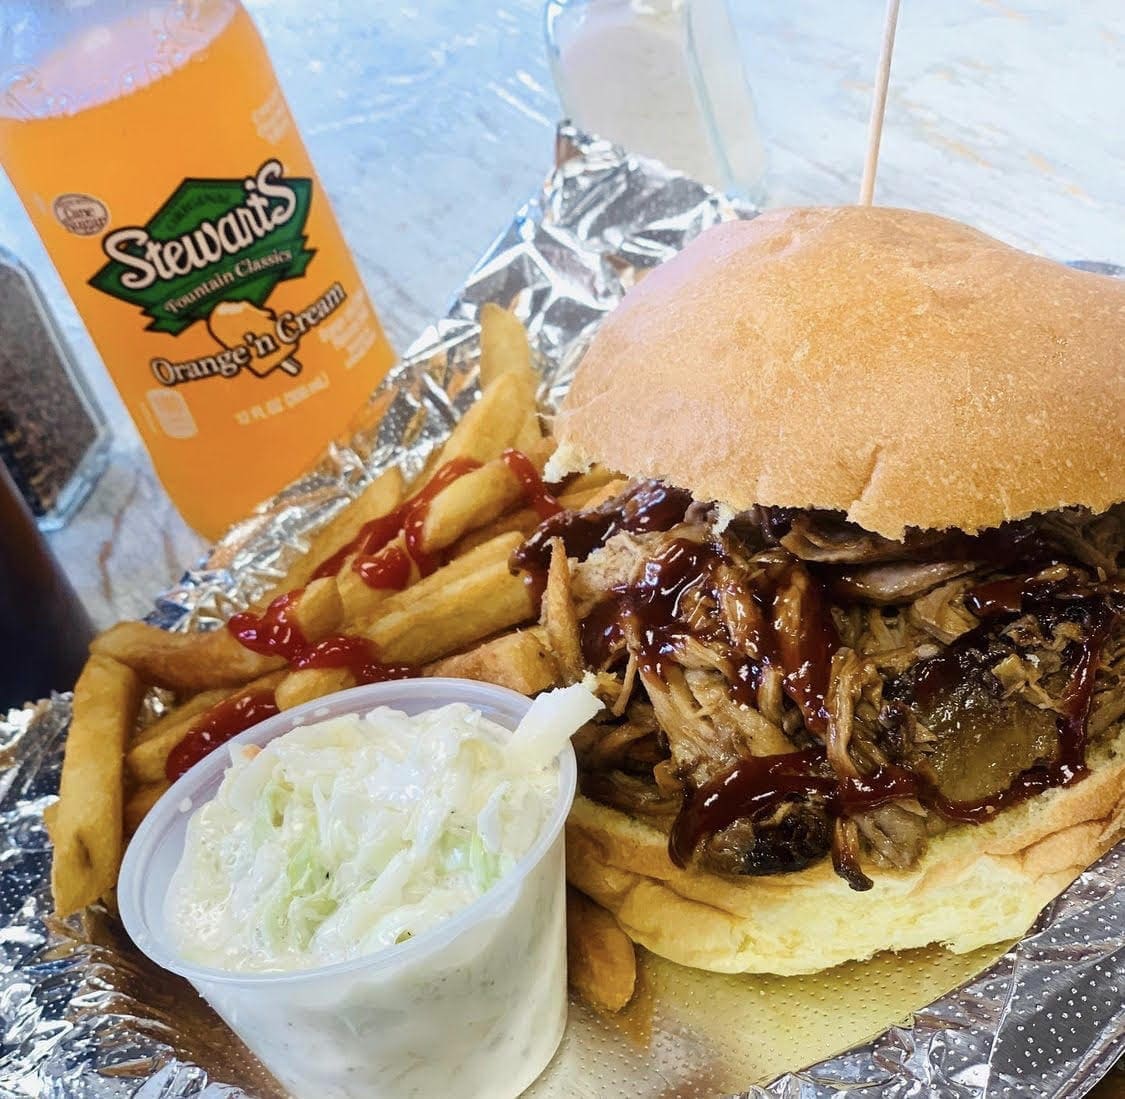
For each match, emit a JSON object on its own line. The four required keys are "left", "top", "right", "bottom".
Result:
{"left": 277, "top": 625, "right": 565, "bottom": 711}
{"left": 369, "top": 563, "right": 535, "bottom": 665}
{"left": 130, "top": 686, "right": 230, "bottom": 750}
{"left": 275, "top": 667, "right": 355, "bottom": 711}
{"left": 449, "top": 508, "right": 541, "bottom": 556}
{"left": 355, "top": 531, "right": 521, "bottom": 629}
{"left": 566, "top": 887, "right": 637, "bottom": 1013}
{"left": 437, "top": 371, "right": 534, "bottom": 467}
{"left": 513, "top": 409, "right": 544, "bottom": 453}
{"left": 93, "top": 577, "right": 339, "bottom": 698}
{"left": 569, "top": 478, "right": 629, "bottom": 511}
{"left": 124, "top": 782, "right": 169, "bottom": 836}
{"left": 427, "top": 627, "right": 561, "bottom": 695}
{"left": 421, "top": 461, "right": 525, "bottom": 550}
{"left": 290, "top": 575, "right": 344, "bottom": 639}
{"left": 560, "top": 465, "right": 621, "bottom": 499}
{"left": 277, "top": 535, "right": 533, "bottom": 707}
{"left": 440, "top": 472, "right": 623, "bottom": 565}
{"left": 421, "top": 441, "right": 560, "bottom": 552}
{"left": 262, "top": 467, "right": 404, "bottom": 594}
{"left": 48, "top": 655, "right": 143, "bottom": 916}
{"left": 363, "top": 535, "right": 536, "bottom": 665}
{"left": 126, "top": 672, "right": 287, "bottom": 785}
{"left": 407, "top": 447, "right": 443, "bottom": 497}
{"left": 519, "top": 433, "right": 557, "bottom": 471}
{"left": 91, "top": 621, "right": 283, "bottom": 693}
{"left": 334, "top": 546, "right": 411, "bottom": 623}
{"left": 479, "top": 301, "right": 537, "bottom": 405}
{"left": 544, "top": 539, "right": 584, "bottom": 684}
{"left": 332, "top": 450, "right": 554, "bottom": 624}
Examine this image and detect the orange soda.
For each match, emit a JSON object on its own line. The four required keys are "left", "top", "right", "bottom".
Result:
{"left": 0, "top": 1, "right": 396, "bottom": 538}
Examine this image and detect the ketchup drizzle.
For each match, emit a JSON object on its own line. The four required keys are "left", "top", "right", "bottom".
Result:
{"left": 354, "top": 545, "right": 412, "bottom": 592}
{"left": 171, "top": 635, "right": 418, "bottom": 779}
{"left": 501, "top": 448, "right": 562, "bottom": 520}
{"left": 310, "top": 451, "right": 560, "bottom": 594}
{"left": 204, "top": 452, "right": 585, "bottom": 775}
{"left": 166, "top": 691, "right": 280, "bottom": 782}
{"left": 227, "top": 591, "right": 308, "bottom": 661}
{"left": 400, "top": 457, "right": 483, "bottom": 576}
{"left": 306, "top": 458, "right": 483, "bottom": 590}
{"left": 311, "top": 510, "right": 404, "bottom": 582}
{"left": 292, "top": 634, "right": 415, "bottom": 685}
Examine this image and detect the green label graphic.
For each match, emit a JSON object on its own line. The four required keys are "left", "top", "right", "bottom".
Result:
{"left": 89, "top": 159, "right": 315, "bottom": 335}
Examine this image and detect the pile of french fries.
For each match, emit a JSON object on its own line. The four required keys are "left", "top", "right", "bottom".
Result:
{"left": 48, "top": 304, "right": 638, "bottom": 1012}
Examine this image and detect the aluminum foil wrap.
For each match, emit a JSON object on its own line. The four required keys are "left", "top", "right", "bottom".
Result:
{"left": 1, "top": 126, "right": 1122, "bottom": 1098}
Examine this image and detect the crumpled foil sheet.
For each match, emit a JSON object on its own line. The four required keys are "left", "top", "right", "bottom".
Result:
{"left": 1, "top": 125, "right": 1121, "bottom": 1098}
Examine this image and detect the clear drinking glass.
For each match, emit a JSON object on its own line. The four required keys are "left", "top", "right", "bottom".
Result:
{"left": 545, "top": 0, "right": 767, "bottom": 203}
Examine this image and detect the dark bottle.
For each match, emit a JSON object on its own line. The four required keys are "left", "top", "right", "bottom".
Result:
{"left": 0, "top": 459, "right": 92, "bottom": 708}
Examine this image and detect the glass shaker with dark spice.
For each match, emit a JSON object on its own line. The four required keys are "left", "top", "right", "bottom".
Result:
{"left": 0, "top": 247, "right": 110, "bottom": 529}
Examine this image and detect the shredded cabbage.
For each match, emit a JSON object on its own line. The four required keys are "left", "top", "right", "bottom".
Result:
{"left": 166, "top": 691, "right": 597, "bottom": 973}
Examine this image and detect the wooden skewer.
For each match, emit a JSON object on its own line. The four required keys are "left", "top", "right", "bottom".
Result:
{"left": 859, "top": 0, "right": 902, "bottom": 206}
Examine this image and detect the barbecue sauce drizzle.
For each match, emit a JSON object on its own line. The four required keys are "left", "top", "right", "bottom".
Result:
{"left": 512, "top": 480, "right": 693, "bottom": 579}
{"left": 519, "top": 489, "right": 1121, "bottom": 878}
{"left": 669, "top": 598, "right": 1118, "bottom": 870}
{"left": 578, "top": 539, "right": 839, "bottom": 735}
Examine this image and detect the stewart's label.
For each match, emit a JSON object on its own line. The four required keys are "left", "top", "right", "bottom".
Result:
{"left": 0, "top": 6, "right": 395, "bottom": 537}
{"left": 89, "top": 160, "right": 315, "bottom": 336}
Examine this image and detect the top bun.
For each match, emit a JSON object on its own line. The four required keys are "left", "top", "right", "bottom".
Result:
{"left": 550, "top": 206, "right": 1125, "bottom": 538}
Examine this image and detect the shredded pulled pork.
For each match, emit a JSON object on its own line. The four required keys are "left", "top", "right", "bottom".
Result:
{"left": 520, "top": 490, "right": 1125, "bottom": 889}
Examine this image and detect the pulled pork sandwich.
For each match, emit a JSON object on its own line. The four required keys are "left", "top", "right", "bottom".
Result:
{"left": 519, "top": 206, "right": 1125, "bottom": 975}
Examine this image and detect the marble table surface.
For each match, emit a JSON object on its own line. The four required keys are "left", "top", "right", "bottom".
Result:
{"left": 2, "top": 0, "right": 1123, "bottom": 631}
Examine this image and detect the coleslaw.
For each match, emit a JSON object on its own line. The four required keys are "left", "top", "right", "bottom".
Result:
{"left": 166, "top": 684, "right": 600, "bottom": 973}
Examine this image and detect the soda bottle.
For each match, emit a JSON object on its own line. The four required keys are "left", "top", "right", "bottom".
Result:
{"left": 0, "top": 1, "right": 396, "bottom": 539}
{"left": 0, "top": 459, "right": 93, "bottom": 708}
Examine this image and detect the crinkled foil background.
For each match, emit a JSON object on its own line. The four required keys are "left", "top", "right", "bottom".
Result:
{"left": 1, "top": 127, "right": 1121, "bottom": 1098}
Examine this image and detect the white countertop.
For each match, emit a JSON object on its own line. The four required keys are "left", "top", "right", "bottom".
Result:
{"left": 1, "top": 0, "right": 1122, "bottom": 626}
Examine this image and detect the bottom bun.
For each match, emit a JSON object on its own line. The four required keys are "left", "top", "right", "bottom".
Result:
{"left": 565, "top": 724, "right": 1125, "bottom": 975}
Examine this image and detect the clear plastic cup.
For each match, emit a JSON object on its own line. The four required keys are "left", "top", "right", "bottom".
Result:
{"left": 118, "top": 678, "right": 576, "bottom": 1099}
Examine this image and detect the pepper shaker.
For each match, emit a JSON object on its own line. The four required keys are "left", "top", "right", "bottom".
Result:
{"left": 0, "top": 248, "right": 110, "bottom": 529}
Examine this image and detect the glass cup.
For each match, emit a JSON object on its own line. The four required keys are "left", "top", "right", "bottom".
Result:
{"left": 118, "top": 678, "right": 577, "bottom": 1099}
{"left": 545, "top": 0, "right": 767, "bottom": 203}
